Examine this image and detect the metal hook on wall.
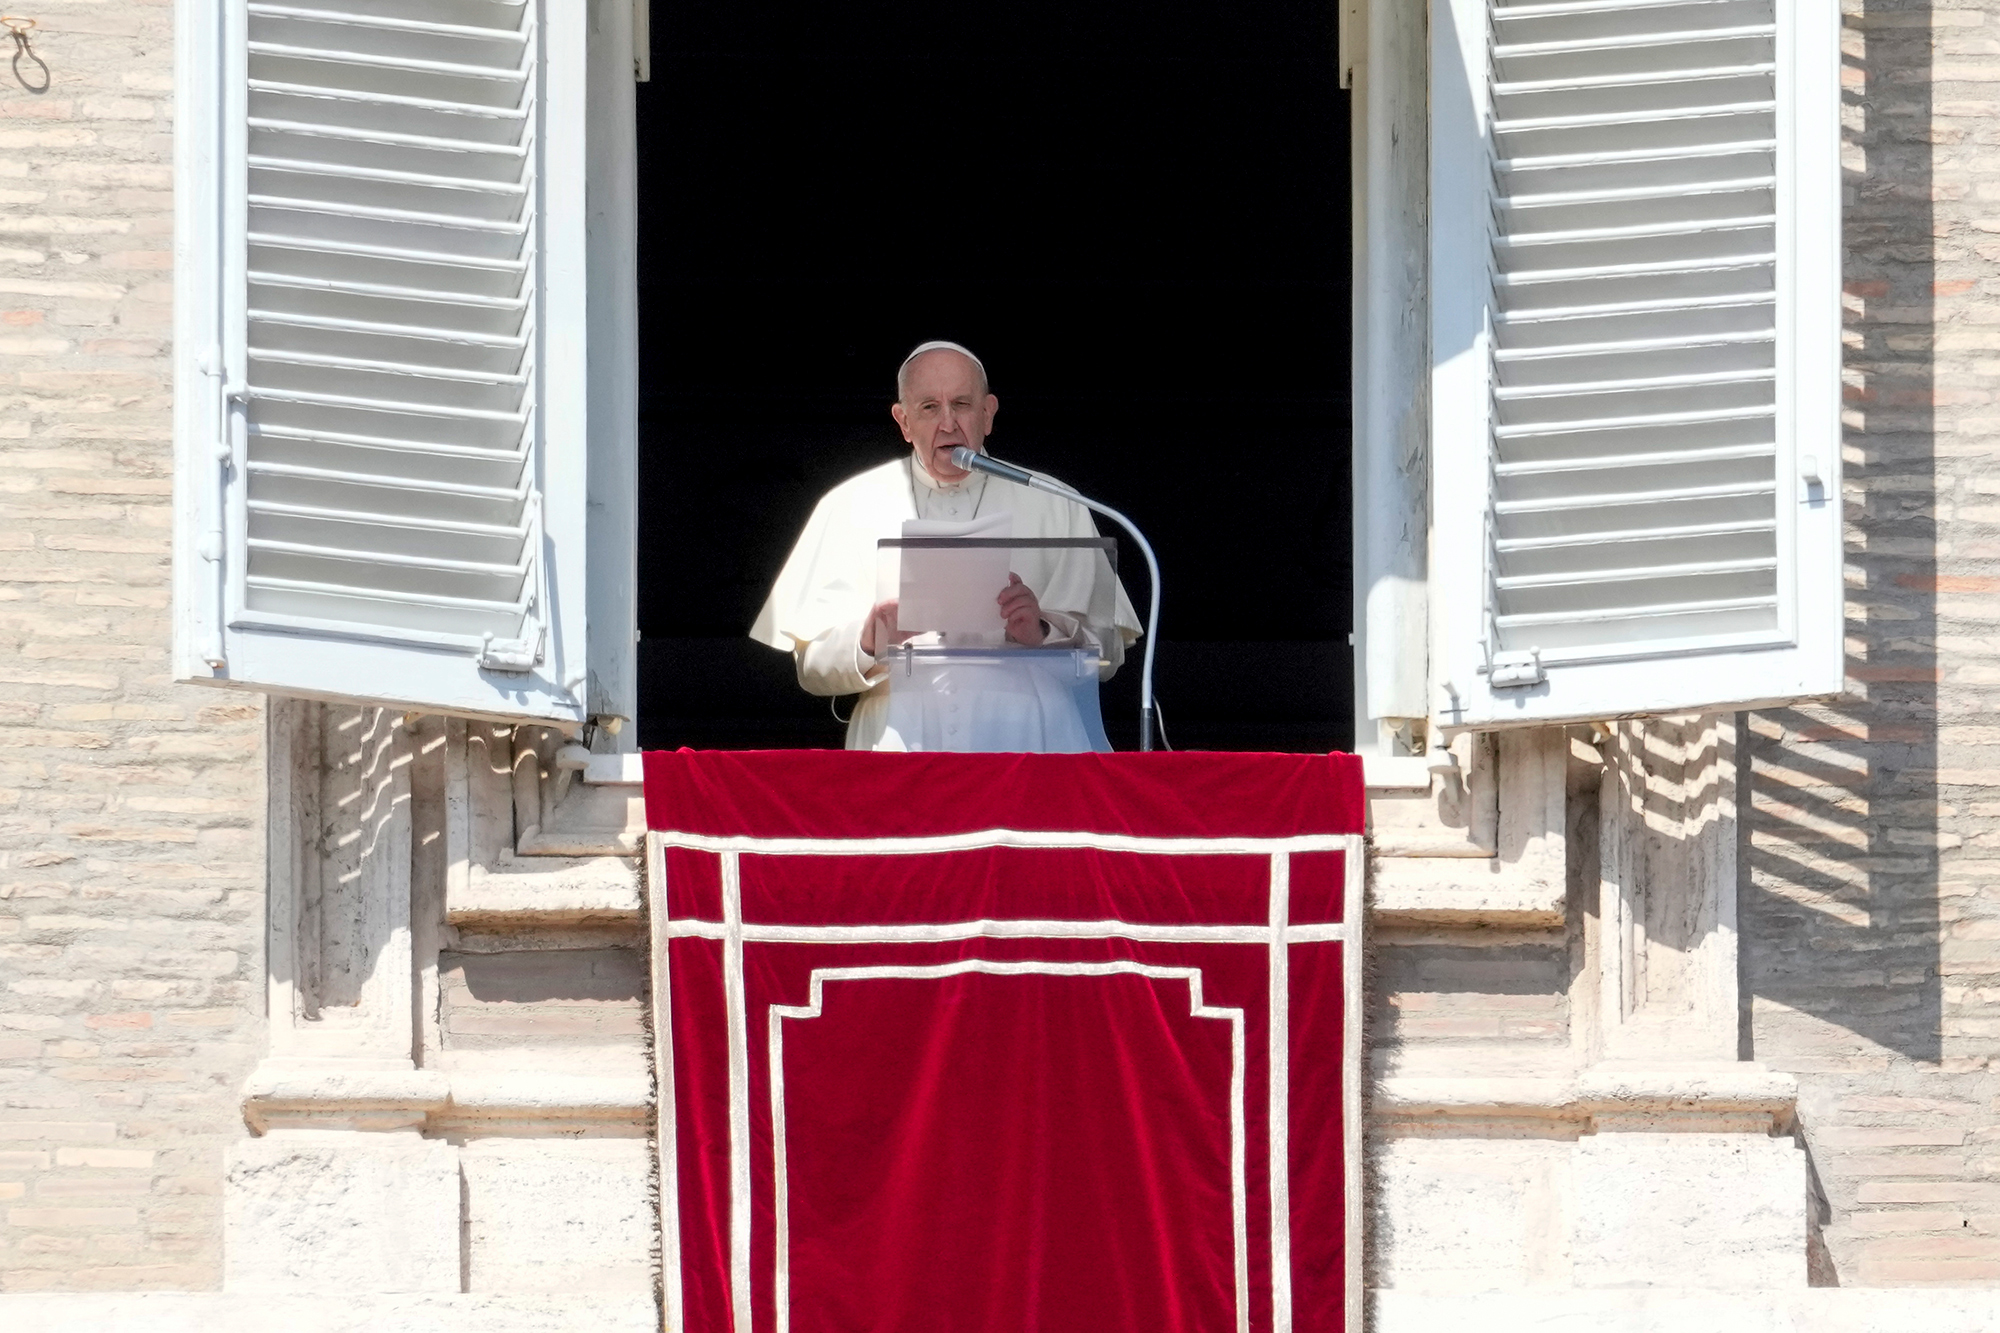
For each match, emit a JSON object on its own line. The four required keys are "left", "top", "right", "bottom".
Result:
{"left": 2, "top": 17, "right": 48, "bottom": 94}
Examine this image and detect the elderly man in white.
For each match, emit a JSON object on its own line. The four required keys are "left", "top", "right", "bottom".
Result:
{"left": 752, "top": 341, "right": 1142, "bottom": 750}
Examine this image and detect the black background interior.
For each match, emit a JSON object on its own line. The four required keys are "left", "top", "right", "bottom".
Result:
{"left": 634, "top": 0, "right": 1352, "bottom": 751}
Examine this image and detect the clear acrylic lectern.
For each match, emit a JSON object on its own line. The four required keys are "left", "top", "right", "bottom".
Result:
{"left": 874, "top": 534, "right": 1123, "bottom": 753}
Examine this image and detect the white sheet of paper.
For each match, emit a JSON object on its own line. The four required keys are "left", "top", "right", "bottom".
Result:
{"left": 895, "top": 512, "right": 1015, "bottom": 634}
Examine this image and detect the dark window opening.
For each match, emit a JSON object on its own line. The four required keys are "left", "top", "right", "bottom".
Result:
{"left": 635, "top": 0, "right": 1352, "bottom": 751}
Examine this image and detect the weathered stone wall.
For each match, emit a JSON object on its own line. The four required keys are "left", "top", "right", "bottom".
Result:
{"left": 0, "top": 0, "right": 266, "bottom": 1292}
{"left": 1743, "top": 0, "right": 2000, "bottom": 1288}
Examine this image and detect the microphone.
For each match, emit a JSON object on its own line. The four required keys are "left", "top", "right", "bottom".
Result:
{"left": 944, "top": 446, "right": 1165, "bottom": 752}
{"left": 948, "top": 446, "right": 1034, "bottom": 486}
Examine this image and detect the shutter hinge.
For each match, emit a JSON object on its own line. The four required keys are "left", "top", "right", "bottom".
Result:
{"left": 1480, "top": 648, "right": 1546, "bottom": 689}
{"left": 480, "top": 625, "right": 544, "bottom": 673}
{"left": 195, "top": 347, "right": 237, "bottom": 669}
{"left": 198, "top": 348, "right": 246, "bottom": 404}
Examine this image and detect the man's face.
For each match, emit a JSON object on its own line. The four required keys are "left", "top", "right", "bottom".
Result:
{"left": 891, "top": 350, "right": 999, "bottom": 484}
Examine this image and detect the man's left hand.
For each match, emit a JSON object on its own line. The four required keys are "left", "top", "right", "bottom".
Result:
{"left": 999, "top": 573, "right": 1048, "bottom": 646}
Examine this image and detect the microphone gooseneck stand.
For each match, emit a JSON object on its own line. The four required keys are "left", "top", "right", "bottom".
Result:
{"left": 949, "top": 447, "right": 1162, "bottom": 751}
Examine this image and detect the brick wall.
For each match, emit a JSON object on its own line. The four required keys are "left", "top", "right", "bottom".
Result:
{"left": 0, "top": 0, "right": 266, "bottom": 1292}
{"left": 1745, "top": 0, "right": 2000, "bottom": 1287}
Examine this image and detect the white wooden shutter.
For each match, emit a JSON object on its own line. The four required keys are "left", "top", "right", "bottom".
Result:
{"left": 174, "top": 0, "right": 589, "bottom": 722}
{"left": 1429, "top": 0, "right": 1840, "bottom": 729}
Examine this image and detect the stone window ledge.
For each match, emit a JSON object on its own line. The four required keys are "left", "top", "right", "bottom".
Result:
{"left": 241, "top": 1061, "right": 650, "bottom": 1135}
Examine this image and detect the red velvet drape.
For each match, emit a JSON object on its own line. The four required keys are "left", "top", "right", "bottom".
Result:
{"left": 649, "top": 750, "right": 1361, "bottom": 1333}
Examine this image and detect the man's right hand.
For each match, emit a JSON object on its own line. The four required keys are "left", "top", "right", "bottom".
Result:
{"left": 859, "top": 599, "right": 913, "bottom": 657}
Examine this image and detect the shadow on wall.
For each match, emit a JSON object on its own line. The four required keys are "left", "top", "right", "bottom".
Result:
{"left": 1743, "top": 3, "right": 1940, "bottom": 1064}
{"left": 1741, "top": 0, "right": 1940, "bottom": 1287}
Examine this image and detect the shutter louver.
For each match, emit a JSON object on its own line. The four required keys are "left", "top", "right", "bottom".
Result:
{"left": 1488, "top": 0, "right": 1781, "bottom": 657}
{"left": 1429, "top": 0, "right": 1841, "bottom": 729}
{"left": 245, "top": 0, "right": 542, "bottom": 657}
{"left": 176, "top": 0, "right": 589, "bottom": 721}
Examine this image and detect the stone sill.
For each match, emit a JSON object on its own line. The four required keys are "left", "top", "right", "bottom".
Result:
{"left": 6, "top": 1288, "right": 1992, "bottom": 1332}
{"left": 456, "top": 846, "right": 1560, "bottom": 927}
{"left": 1376, "top": 1290, "right": 2000, "bottom": 1333}
{"left": 1374, "top": 1062, "right": 1799, "bottom": 1133}
{"left": 449, "top": 856, "right": 642, "bottom": 925}
{"left": 1368, "top": 854, "right": 1564, "bottom": 925}
{"left": 240, "top": 1058, "right": 1791, "bottom": 1137}
{"left": 242, "top": 1062, "right": 649, "bottom": 1134}
{"left": 584, "top": 753, "right": 644, "bottom": 784}
{"left": 0, "top": 1294, "right": 656, "bottom": 1333}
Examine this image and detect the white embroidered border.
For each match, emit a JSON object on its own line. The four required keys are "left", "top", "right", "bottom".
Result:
{"left": 1342, "top": 834, "right": 1366, "bottom": 1333}
{"left": 647, "top": 833, "right": 683, "bottom": 1333}
{"left": 722, "top": 851, "right": 753, "bottom": 1330}
{"left": 652, "top": 828, "right": 1358, "bottom": 856}
{"left": 1268, "top": 852, "right": 1293, "bottom": 1332}
{"left": 649, "top": 828, "right": 1365, "bottom": 1333}
{"left": 666, "top": 918, "right": 1344, "bottom": 945}
{"left": 768, "top": 961, "right": 1249, "bottom": 1333}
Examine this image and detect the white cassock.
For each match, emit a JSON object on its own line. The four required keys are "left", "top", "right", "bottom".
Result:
{"left": 751, "top": 454, "right": 1143, "bottom": 750}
